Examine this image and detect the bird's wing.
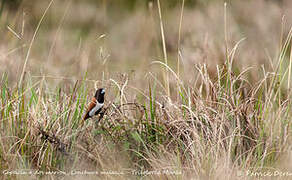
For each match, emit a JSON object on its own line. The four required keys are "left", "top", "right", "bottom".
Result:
{"left": 83, "top": 111, "right": 90, "bottom": 120}
{"left": 83, "top": 98, "right": 97, "bottom": 120}
{"left": 87, "top": 98, "right": 97, "bottom": 110}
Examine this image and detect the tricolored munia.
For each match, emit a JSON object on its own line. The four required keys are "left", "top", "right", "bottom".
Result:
{"left": 83, "top": 88, "right": 105, "bottom": 120}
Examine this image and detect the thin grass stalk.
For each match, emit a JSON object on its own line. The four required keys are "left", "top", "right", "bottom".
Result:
{"left": 177, "top": 0, "right": 185, "bottom": 100}
{"left": 46, "top": 0, "right": 71, "bottom": 66}
{"left": 224, "top": 2, "right": 232, "bottom": 97}
{"left": 224, "top": 2, "right": 229, "bottom": 60}
{"left": 157, "top": 0, "right": 170, "bottom": 98}
{"left": 279, "top": 16, "right": 285, "bottom": 51}
{"left": 19, "top": 0, "right": 54, "bottom": 87}
{"left": 288, "top": 37, "right": 292, "bottom": 91}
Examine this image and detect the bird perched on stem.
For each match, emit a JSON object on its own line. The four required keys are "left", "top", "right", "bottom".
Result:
{"left": 83, "top": 88, "right": 105, "bottom": 120}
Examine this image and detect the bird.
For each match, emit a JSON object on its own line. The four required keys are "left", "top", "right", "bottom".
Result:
{"left": 83, "top": 88, "right": 105, "bottom": 120}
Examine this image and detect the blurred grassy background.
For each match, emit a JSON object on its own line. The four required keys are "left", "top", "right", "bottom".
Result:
{"left": 1, "top": 0, "right": 291, "bottom": 91}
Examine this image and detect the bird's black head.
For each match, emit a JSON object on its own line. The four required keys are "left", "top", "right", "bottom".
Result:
{"left": 95, "top": 88, "right": 105, "bottom": 103}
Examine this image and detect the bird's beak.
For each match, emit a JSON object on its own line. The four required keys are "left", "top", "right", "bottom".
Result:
{"left": 101, "top": 89, "right": 105, "bottom": 94}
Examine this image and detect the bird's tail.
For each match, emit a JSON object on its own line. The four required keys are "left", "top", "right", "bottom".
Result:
{"left": 83, "top": 112, "right": 90, "bottom": 120}
{"left": 81, "top": 112, "right": 90, "bottom": 126}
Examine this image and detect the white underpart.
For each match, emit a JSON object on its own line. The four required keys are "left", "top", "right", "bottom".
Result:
{"left": 89, "top": 102, "right": 104, "bottom": 116}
